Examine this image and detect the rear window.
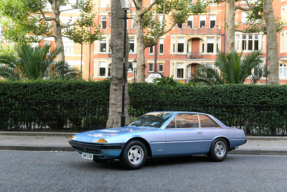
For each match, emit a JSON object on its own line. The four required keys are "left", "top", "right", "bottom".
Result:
{"left": 199, "top": 115, "right": 220, "bottom": 128}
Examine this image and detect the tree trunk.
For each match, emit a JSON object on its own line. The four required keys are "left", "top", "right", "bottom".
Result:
{"left": 136, "top": 1, "right": 146, "bottom": 82}
{"left": 227, "top": 0, "right": 235, "bottom": 53}
{"left": 263, "top": 0, "right": 279, "bottom": 85}
{"left": 106, "top": 0, "right": 130, "bottom": 128}
{"left": 51, "top": 1, "right": 65, "bottom": 62}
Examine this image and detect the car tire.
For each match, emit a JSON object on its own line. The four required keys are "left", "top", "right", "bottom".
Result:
{"left": 208, "top": 138, "right": 228, "bottom": 162}
{"left": 120, "top": 140, "right": 147, "bottom": 170}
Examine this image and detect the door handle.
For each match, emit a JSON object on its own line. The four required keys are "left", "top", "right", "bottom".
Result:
{"left": 197, "top": 131, "right": 202, "bottom": 134}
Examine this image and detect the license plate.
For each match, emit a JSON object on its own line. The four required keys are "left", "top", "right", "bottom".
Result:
{"left": 82, "top": 153, "right": 93, "bottom": 160}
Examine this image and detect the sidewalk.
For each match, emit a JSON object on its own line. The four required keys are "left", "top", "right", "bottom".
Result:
{"left": 0, "top": 132, "right": 287, "bottom": 155}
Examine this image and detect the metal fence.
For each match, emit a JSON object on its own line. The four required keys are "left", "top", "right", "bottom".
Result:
{"left": 129, "top": 104, "right": 287, "bottom": 136}
{"left": 1, "top": 101, "right": 287, "bottom": 135}
{"left": 0, "top": 101, "right": 109, "bottom": 131}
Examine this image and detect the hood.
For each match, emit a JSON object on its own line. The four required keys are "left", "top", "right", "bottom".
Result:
{"left": 72, "top": 126, "right": 156, "bottom": 142}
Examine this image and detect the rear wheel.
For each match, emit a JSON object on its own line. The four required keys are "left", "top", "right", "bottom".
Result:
{"left": 208, "top": 138, "right": 228, "bottom": 162}
{"left": 120, "top": 140, "right": 147, "bottom": 170}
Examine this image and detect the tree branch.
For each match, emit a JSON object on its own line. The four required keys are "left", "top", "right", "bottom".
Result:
{"left": 140, "top": 0, "right": 158, "bottom": 16}
{"left": 39, "top": 9, "right": 57, "bottom": 23}
{"left": 133, "top": 0, "right": 139, "bottom": 9}
{"left": 236, "top": 0, "right": 260, "bottom": 11}
{"left": 144, "top": 22, "right": 177, "bottom": 48}
{"left": 60, "top": 8, "right": 78, "bottom": 13}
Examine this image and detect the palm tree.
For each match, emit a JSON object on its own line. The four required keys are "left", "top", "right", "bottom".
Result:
{"left": 49, "top": 61, "right": 81, "bottom": 80}
{"left": 190, "top": 51, "right": 265, "bottom": 85}
{"left": 0, "top": 44, "right": 80, "bottom": 80}
{"left": 0, "top": 55, "right": 21, "bottom": 80}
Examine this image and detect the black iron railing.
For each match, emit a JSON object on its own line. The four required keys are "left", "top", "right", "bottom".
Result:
{"left": 1, "top": 101, "right": 287, "bottom": 135}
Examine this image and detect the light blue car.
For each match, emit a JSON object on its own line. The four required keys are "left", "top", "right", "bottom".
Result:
{"left": 69, "top": 112, "right": 246, "bottom": 169}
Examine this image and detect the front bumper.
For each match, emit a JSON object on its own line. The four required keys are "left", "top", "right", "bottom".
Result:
{"left": 69, "top": 140, "right": 125, "bottom": 159}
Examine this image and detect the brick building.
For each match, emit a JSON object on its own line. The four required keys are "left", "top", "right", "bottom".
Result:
{"left": 1, "top": 0, "right": 286, "bottom": 84}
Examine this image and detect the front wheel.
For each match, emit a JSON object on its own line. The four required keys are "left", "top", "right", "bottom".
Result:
{"left": 208, "top": 138, "right": 228, "bottom": 162}
{"left": 120, "top": 140, "right": 147, "bottom": 170}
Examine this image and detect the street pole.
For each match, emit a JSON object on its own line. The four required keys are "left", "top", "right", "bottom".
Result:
{"left": 266, "top": 45, "right": 268, "bottom": 85}
{"left": 121, "top": 9, "right": 128, "bottom": 127}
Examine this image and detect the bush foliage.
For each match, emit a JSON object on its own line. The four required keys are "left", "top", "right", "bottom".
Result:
{"left": 1, "top": 81, "right": 287, "bottom": 134}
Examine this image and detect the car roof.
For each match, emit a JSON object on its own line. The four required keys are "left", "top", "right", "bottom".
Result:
{"left": 146, "top": 111, "right": 210, "bottom": 116}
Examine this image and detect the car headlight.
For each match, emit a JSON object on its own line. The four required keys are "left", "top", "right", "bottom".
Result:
{"left": 92, "top": 139, "right": 108, "bottom": 143}
{"left": 70, "top": 136, "right": 77, "bottom": 140}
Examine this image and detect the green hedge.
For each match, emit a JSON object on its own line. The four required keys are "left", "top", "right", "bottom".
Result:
{"left": 0, "top": 80, "right": 110, "bottom": 130}
{"left": 129, "top": 83, "right": 287, "bottom": 105}
{"left": 129, "top": 84, "right": 287, "bottom": 135}
{"left": 1, "top": 81, "right": 287, "bottom": 134}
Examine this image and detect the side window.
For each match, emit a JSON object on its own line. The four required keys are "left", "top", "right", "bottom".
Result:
{"left": 199, "top": 115, "right": 220, "bottom": 128}
{"left": 166, "top": 114, "right": 199, "bottom": 128}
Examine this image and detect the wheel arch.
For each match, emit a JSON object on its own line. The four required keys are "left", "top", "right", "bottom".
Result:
{"left": 127, "top": 137, "right": 152, "bottom": 158}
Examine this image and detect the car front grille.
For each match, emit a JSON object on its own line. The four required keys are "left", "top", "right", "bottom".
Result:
{"left": 72, "top": 146, "right": 102, "bottom": 154}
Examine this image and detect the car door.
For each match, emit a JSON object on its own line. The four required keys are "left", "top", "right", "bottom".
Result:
{"left": 199, "top": 115, "right": 227, "bottom": 153}
{"left": 165, "top": 113, "right": 203, "bottom": 154}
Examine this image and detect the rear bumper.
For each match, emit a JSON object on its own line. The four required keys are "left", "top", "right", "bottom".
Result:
{"left": 69, "top": 140, "right": 125, "bottom": 159}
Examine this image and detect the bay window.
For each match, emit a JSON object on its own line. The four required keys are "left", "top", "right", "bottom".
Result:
{"left": 207, "top": 37, "right": 214, "bottom": 53}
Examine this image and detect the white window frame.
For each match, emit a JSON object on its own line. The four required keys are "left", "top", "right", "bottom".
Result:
{"left": 159, "top": 39, "right": 164, "bottom": 54}
{"left": 160, "top": 15, "right": 164, "bottom": 28}
{"left": 282, "top": 33, "right": 285, "bottom": 52}
{"left": 236, "top": 35, "right": 240, "bottom": 51}
{"left": 210, "top": 15, "right": 216, "bottom": 28}
{"left": 100, "top": 16, "right": 107, "bottom": 29}
{"left": 187, "top": 16, "right": 193, "bottom": 28}
{"left": 242, "top": 35, "right": 247, "bottom": 50}
{"left": 100, "top": 38, "right": 107, "bottom": 53}
{"left": 248, "top": 34, "right": 253, "bottom": 51}
{"left": 172, "top": 37, "right": 175, "bottom": 53}
{"left": 280, "top": 64, "right": 287, "bottom": 78}
{"left": 63, "top": 38, "right": 73, "bottom": 55}
{"left": 242, "top": 12, "right": 247, "bottom": 23}
{"left": 101, "top": 0, "right": 107, "bottom": 7}
{"left": 177, "top": 37, "right": 184, "bottom": 53}
{"left": 129, "top": 37, "right": 135, "bottom": 53}
{"left": 158, "top": 63, "right": 163, "bottom": 72}
{"left": 150, "top": 46, "right": 154, "bottom": 54}
{"left": 171, "top": 63, "right": 174, "bottom": 76}
{"left": 44, "top": 41, "right": 50, "bottom": 54}
{"left": 206, "top": 63, "right": 214, "bottom": 78}
{"left": 30, "top": 42, "right": 39, "bottom": 51}
{"left": 282, "top": 8, "right": 286, "bottom": 24}
{"left": 200, "top": 15, "right": 206, "bottom": 28}
{"left": 131, "top": 16, "right": 136, "bottom": 29}
{"left": 149, "top": 63, "right": 153, "bottom": 72}
{"left": 176, "top": 63, "right": 184, "bottom": 79}
{"left": 207, "top": 37, "right": 214, "bottom": 53}
{"left": 99, "top": 61, "right": 107, "bottom": 77}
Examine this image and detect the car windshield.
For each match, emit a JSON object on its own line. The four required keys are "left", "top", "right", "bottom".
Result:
{"left": 128, "top": 112, "right": 173, "bottom": 128}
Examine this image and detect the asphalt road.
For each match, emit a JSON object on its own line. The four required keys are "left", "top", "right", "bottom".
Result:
{"left": 1, "top": 151, "right": 287, "bottom": 192}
